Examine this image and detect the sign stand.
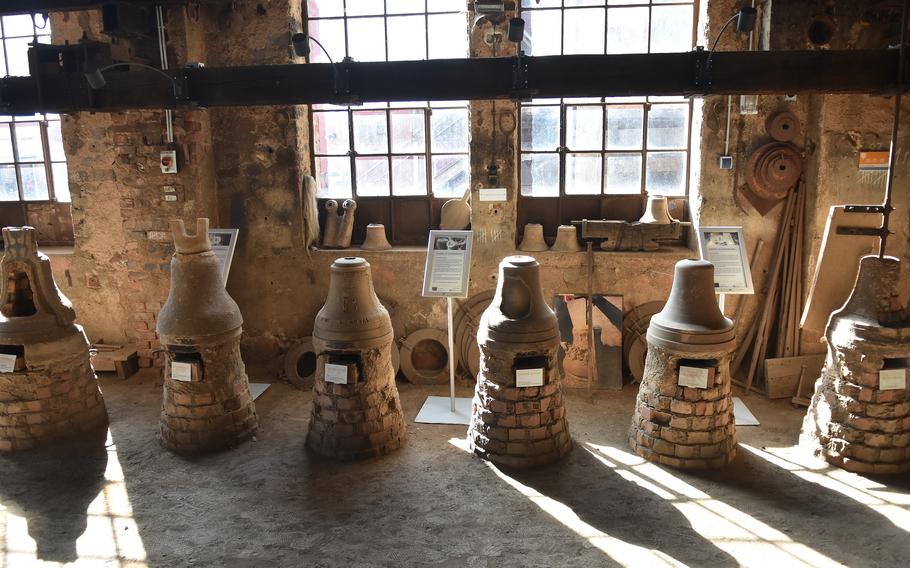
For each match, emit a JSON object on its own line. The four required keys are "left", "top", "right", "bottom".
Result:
{"left": 415, "top": 230, "right": 474, "bottom": 425}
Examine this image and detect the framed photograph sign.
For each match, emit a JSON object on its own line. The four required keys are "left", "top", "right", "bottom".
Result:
{"left": 422, "top": 230, "right": 472, "bottom": 298}
{"left": 697, "top": 226, "right": 754, "bottom": 295}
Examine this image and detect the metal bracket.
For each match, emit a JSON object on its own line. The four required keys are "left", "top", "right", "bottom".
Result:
{"left": 844, "top": 204, "right": 887, "bottom": 213}
{"left": 693, "top": 46, "right": 710, "bottom": 93}
{"left": 836, "top": 226, "right": 889, "bottom": 236}
{"left": 332, "top": 56, "right": 361, "bottom": 106}
{"left": 510, "top": 50, "right": 533, "bottom": 101}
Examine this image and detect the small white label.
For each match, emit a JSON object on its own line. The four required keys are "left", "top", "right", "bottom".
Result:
{"left": 678, "top": 366, "right": 710, "bottom": 389}
{"left": 479, "top": 187, "right": 508, "bottom": 202}
{"left": 325, "top": 363, "right": 348, "bottom": 385}
{"left": 880, "top": 368, "right": 907, "bottom": 391}
{"left": 170, "top": 361, "right": 193, "bottom": 382}
{"left": 0, "top": 354, "right": 17, "bottom": 373}
{"left": 516, "top": 368, "right": 544, "bottom": 388}
{"left": 162, "top": 185, "right": 176, "bottom": 193}
{"left": 163, "top": 194, "right": 178, "bottom": 202}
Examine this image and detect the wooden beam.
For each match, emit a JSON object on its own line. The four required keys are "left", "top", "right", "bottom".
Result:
{"left": 0, "top": 49, "right": 903, "bottom": 114}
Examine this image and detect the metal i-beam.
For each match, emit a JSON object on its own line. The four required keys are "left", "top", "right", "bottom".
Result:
{"left": 0, "top": 0, "right": 190, "bottom": 16}
{"left": 1, "top": 49, "right": 904, "bottom": 115}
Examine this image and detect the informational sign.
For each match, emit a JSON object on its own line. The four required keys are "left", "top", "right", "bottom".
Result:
{"left": 516, "top": 368, "right": 544, "bottom": 388}
{"left": 697, "top": 226, "right": 754, "bottom": 294}
{"left": 208, "top": 229, "right": 239, "bottom": 287}
{"left": 325, "top": 363, "right": 349, "bottom": 385}
{"left": 0, "top": 354, "right": 17, "bottom": 373}
{"left": 170, "top": 361, "right": 193, "bottom": 382}
{"left": 678, "top": 365, "right": 711, "bottom": 389}
{"left": 879, "top": 368, "right": 907, "bottom": 391}
{"left": 422, "top": 230, "right": 473, "bottom": 298}
{"left": 479, "top": 187, "right": 508, "bottom": 202}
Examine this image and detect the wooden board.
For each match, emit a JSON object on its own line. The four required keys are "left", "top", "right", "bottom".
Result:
{"left": 764, "top": 355, "right": 825, "bottom": 399}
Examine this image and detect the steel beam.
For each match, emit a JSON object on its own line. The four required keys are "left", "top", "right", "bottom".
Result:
{"left": 0, "top": 49, "right": 903, "bottom": 114}
{"left": 0, "top": 0, "right": 190, "bottom": 16}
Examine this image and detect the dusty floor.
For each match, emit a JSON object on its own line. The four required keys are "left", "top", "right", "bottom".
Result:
{"left": 1, "top": 371, "right": 909, "bottom": 568}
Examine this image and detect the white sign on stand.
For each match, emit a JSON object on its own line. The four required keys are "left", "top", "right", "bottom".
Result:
{"left": 0, "top": 354, "right": 17, "bottom": 373}
{"left": 208, "top": 229, "right": 239, "bottom": 287}
{"left": 416, "top": 230, "right": 474, "bottom": 424}
{"left": 516, "top": 368, "right": 545, "bottom": 388}
{"left": 170, "top": 361, "right": 193, "bottom": 382}
{"left": 880, "top": 368, "right": 907, "bottom": 391}
{"left": 324, "top": 363, "right": 349, "bottom": 385}
{"left": 697, "top": 227, "right": 754, "bottom": 295}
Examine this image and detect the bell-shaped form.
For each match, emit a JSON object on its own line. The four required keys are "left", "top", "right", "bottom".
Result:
{"left": 480, "top": 256, "right": 559, "bottom": 349}
{"left": 830, "top": 255, "right": 901, "bottom": 328}
{"left": 157, "top": 218, "right": 243, "bottom": 342}
{"left": 518, "top": 223, "right": 548, "bottom": 252}
{"left": 314, "top": 257, "right": 393, "bottom": 349}
{"left": 361, "top": 224, "right": 392, "bottom": 251}
{"left": 647, "top": 259, "right": 734, "bottom": 351}
{"left": 638, "top": 194, "right": 675, "bottom": 225}
{"left": 550, "top": 225, "right": 581, "bottom": 252}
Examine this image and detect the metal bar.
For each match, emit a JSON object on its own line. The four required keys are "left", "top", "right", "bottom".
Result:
{"left": 1, "top": 49, "right": 906, "bottom": 115}
{"left": 880, "top": 0, "right": 909, "bottom": 258}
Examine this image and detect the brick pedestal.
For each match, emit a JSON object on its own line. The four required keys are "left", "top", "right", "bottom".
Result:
{"left": 629, "top": 344, "right": 736, "bottom": 469}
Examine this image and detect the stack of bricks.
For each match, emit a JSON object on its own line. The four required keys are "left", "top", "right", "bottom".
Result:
{"left": 307, "top": 348, "right": 405, "bottom": 460}
{"left": 629, "top": 344, "right": 736, "bottom": 469}
{"left": 158, "top": 333, "right": 259, "bottom": 453}
{"left": 469, "top": 347, "right": 572, "bottom": 469}
{"left": 801, "top": 256, "right": 910, "bottom": 474}
{"left": 0, "top": 226, "right": 108, "bottom": 451}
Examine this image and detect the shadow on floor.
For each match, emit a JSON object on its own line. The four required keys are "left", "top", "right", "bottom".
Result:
{"left": 0, "top": 429, "right": 108, "bottom": 563}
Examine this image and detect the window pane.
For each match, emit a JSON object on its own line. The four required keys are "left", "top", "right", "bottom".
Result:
{"left": 0, "top": 165, "right": 17, "bottom": 200}
{"left": 390, "top": 110, "right": 425, "bottom": 153}
{"left": 391, "top": 155, "right": 427, "bottom": 195}
{"left": 428, "top": 0, "right": 464, "bottom": 12}
{"left": 564, "top": 8, "right": 605, "bottom": 55}
{"left": 355, "top": 157, "right": 390, "bottom": 196}
{"left": 432, "top": 155, "right": 469, "bottom": 198}
{"left": 646, "top": 151, "right": 686, "bottom": 196}
{"left": 345, "top": 0, "right": 382, "bottom": 16}
{"left": 14, "top": 122, "right": 43, "bottom": 161}
{"left": 313, "top": 111, "right": 350, "bottom": 155}
{"left": 523, "top": 0, "right": 561, "bottom": 7}
{"left": 520, "top": 106, "right": 559, "bottom": 151}
{"left": 5, "top": 37, "right": 32, "bottom": 76}
{"left": 566, "top": 105, "right": 603, "bottom": 151}
{"left": 428, "top": 13, "right": 467, "bottom": 59}
{"left": 605, "top": 153, "right": 642, "bottom": 194}
{"left": 52, "top": 162, "right": 70, "bottom": 202}
{"left": 431, "top": 108, "right": 468, "bottom": 152}
{"left": 605, "top": 105, "right": 643, "bottom": 149}
{"left": 650, "top": 5, "right": 693, "bottom": 53}
{"left": 352, "top": 110, "right": 388, "bottom": 154}
{"left": 520, "top": 154, "right": 559, "bottom": 197}
{"left": 565, "top": 153, "right": 602, "bottom": 195}
{"left": 309, "top": 19, "right": 345, "bottom": 63}
{"left": 388, "top": 0, "right": 425, "bottom": 14}
{"left": 47, "top": 121, "right": 65, "bottom": 161}
{"left": 0, "top": 125, "right": 13, "bottom": 162}
{"left": 306, "top": 0, "right": 343, "bottom": 18}
{"left": 20, "top": 164, "right": 49, "bottom": 200}
{"left": 388, "top": 16, "right": 426, "bottom": 60}
{"left": 606, "top": 7, "right": 648, "bottom": 54}
{"left": 647, "top": 104, "right": 689, "bottom": 149}
{"left": 315, "top": 156, "right": 353, "bottom": 198}
{"left": 565, "top": 0, "right": 604, "bottom": 6}
{"left": 2, "top": 15, "right": 34, "bottom": 37}
{"left": 522, "top": 10, "right": 561, "bottom": 56}
{"left": 348, "top": 17, "right": 386, "bottom": 62}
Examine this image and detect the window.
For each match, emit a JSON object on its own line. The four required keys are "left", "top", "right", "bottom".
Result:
{"left": 518, "top": 1, "right": 697, "bottom": 228}
{"left": 306, "top": 1, "right": 470, "bottom": 203}
{"left": 0, "top": 14, "right": 70, "bottom": 204}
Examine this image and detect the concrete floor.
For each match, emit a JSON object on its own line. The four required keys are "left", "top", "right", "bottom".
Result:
{"left": 1, "top": 371, "right": 909, "bottom": 568}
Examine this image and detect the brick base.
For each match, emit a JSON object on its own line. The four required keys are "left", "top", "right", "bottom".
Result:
{"left": 0, "top": 332, "right": 108, "bottom": 452}
{"left": 159, "top": 334, "right": 258, "bottom": 454}
{"left": 629, "top": 344, "right": 737, "bottom": 469}
{"left": 468, "top": 345, "right": 572, "bottom": 469}
{"left": 307, "top": 346, "right": 405, "bottom": 460}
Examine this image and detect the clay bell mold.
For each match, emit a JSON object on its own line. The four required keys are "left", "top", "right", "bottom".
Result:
{"left": 550, "top": 225, "right": 581, "bottom": 252}
{"left": 517, "top": 223, "right": 548, "bottom": 252}
{"left": 313, "top": 257, "right": 393, "bottom": 350}
{"left": 157, "top": 218, "right": 258, "bottom": 454}
{"left": 480, "top": 256, "right": 561, "bottom": 350}
{"left": 361, "top": 224, "right": 392, "bottom": 251}
{"left": 638, "top": 194, "right": 675, "bottom": 225}
{"left": 0, "top": 226, "right": 108, "bottom": 452}
{"left": 646, "top": 259, "right": 734, "bottom": 352}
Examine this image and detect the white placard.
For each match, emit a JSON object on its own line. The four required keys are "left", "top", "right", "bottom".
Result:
{"left": 209, "top": 229, "right": 239, "bottom": 287}
{"left": 325, "top": 363, "right": 349, "bottom": 385}
{"left": 422, "top": 230, "right": 473, "bottom": 298}
{"left": 697, "top": 226, "right": 754, "bottom": 295}
{"left": 678, "top": 366, "right": 710, "bottom": 389}
{"left": 516, "top": 368, "right": 544, "bottom": 388}
{"left": 880, "top": 368, "right": 907, "bottom": 391}
{"left": 479, "top": 187, "right": 508, "bottom": 202}
{"left": 170, "top": 361, "right": 193, "bottom": 382}
{"left": 0, "top": 353, "right": 17, "bottom": 373}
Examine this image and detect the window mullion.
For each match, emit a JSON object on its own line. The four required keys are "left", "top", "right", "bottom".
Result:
{"left": 424, "top": 107, "right": 432, "bottom": 197}
{"left": 641, "top": 103, "right": 650, "bottom": 197}
{"left": 559, "top": 102, "right": 567, "bottom": 198}
{"left": 41, "top": 121, "right": 55, "bottom": 201}
{"left": 348, "top": 107, "right": 357, "bottom": 197}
